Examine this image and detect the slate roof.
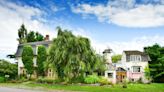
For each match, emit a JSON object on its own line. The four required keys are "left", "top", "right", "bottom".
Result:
{"left": 123, "top": 50, "right": 151, "bottom": 61}
{"left": 124, "top": 50, "right": 146, "bottom": 55}
{"left": 15, "top": 41, "right": 52, "bottom": 57}
{"left": 103, "top": 48, "right": 112, "bottom": 54}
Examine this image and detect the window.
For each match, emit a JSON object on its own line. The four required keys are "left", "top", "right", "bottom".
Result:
{"left": 108, "top": 73, "right": 113, "bottom": 78}
{"left": 48, "top": 69, "right": 53, "bottom": 77}
{"left": 133, "top": 66, "right": 141, "bottom": 72}
{"left": 130, "top": 55, "right": 141, "bottom": 61}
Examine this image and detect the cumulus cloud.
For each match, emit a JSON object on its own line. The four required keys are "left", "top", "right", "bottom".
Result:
{"left": 69, "top": 28, "right": 164, "bottom": 55}
{"left": 92, "top": 35, "right": 164, "bottom": 54}
{"left": 71, "top": 0, "right": 164, "bottom": 28}
{"left": 0, "top": 0, "right": 56, "bottom": 62}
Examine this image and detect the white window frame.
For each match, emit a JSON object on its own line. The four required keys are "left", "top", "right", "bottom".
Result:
{"left": 132, "top": 66, "right": 141, "bottom": 73}
{"left": 130, "top": 55, "right": 141, "bottom": 62}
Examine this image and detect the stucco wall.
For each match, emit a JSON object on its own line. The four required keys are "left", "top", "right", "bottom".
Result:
{"left": 105, "top": 70, "right": 116, "bottom": 84}
{"left": 125, "top": 61, "right": 148, "bottom": 80}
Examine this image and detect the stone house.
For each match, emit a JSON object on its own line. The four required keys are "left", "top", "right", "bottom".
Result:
{"left": 15, "top": 35, "right": 55, "bottom": 78}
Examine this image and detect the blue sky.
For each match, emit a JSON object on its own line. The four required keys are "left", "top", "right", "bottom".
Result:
{"left": 0, "top": 0, "right": 164, "bottom": 62}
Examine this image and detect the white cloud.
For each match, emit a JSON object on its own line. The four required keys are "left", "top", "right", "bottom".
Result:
{"left": 0, "top": 1, "right": 56, "bottom": 62}
{"left": 67, "top": 27, "right": 164, "bottom": 55}
{"left": 72, "top": 0, "right": 164, "bottom": 28}
{"left": 92, "top": 35, "right": 164, "bottom": 54}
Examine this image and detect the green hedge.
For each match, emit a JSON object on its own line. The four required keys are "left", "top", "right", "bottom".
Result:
{"left": 0, "top": 77, "right": 5, "bottom": 83}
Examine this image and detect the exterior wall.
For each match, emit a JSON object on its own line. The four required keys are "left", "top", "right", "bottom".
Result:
{"left": 17, "top": 57, "right": 24, "bottom": 76}
{"left": 125, "top": 61, "right": 148, "bottom": 81}
{"left": 105, "top": 70, "right": 116, "bottom": 84}
{"left": 104, "top": 53, "right": 112, "bottom": 63}
{"left": 17, "top": 56, "right": 38, "bottom": 77}
{"left": 121, "top": 52, "right": 126, "bottom": 63}
{"left": 33, "top": 57, "right": 37, "bottom": 67}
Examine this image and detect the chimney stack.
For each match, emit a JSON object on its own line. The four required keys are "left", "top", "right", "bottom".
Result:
{"left": 45, "top": 35, "right": 49, "bottom": 41}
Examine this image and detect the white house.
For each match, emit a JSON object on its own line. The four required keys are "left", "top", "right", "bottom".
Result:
{"left": 104, "top": 49, "right": 151, "bottom": 84}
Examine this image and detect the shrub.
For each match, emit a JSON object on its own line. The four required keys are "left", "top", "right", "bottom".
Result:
{"left": 99, "top": 77, "right": 112, "bottom": 86}
{"left": 69, "top": 76, "right": 84, "bottom": 83}
{"left": 36, "top": 78, "right": 56, "bottom": 84}
{"left": 122, "top": 78, "right": 128, "bottom": 88}
{"left": 84, "top": 75, "right": 99, "bottom": 84}
{"left": 0, "top": 77, "right": 5, "bottom": 83}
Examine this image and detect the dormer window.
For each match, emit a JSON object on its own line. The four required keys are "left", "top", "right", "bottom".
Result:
{"left": 130, "top": 55, "right": 141, "bottom": 61}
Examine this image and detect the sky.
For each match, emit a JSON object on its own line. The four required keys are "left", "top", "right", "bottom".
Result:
{"left": 0, "top": 0, "right": 164, "bottom": 62}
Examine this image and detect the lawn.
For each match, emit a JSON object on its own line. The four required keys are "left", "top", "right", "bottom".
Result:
{"left": 0, "top": 83, "right": 164, "bottom": 92}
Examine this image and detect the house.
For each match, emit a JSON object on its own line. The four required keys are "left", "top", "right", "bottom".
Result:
{"left": 103, "top": 48, "right": 151, "bottom": 84}
{"left": 15, "top": 35, "right": 55, "bottom": 78}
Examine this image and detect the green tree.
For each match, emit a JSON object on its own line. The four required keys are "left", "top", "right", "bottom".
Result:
{"left": 47, "top": 27, "right": 104, "bottom": 81}
{"left": 144, "top": 44, "right": 164, "bottom": 82}
{"left": 36, "top": 32, "right": 44, "bottom": 41}
{"left": 37, "top": 45, "right": 47, "bottom": 76}
{"left": 112, "top": 54, "right": 122, "bottom": 63}
{"left": 22, "top": 45, "right": 34, "bottom": 78}
{"left": 27, "top": 31, "right": 36, "bottom": 42}
{"left": 144, "top": 66, "right": 151, "bottom": 80}
{"left": 0, "top": 59, "right": 17, "bottom": 79}
{"left": 17, "top": 24, "right": 27, "bottom": 44}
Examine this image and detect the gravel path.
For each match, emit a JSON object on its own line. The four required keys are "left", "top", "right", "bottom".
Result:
{"left": 0, "top": 87, "right": 75, "bottom": 92}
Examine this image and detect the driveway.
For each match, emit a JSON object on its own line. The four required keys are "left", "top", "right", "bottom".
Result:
{"left": 0, "top": 87, "right": 46, "bottom": 92}
{"left": 0, "top": 87, "right": 72, "bottom": 92}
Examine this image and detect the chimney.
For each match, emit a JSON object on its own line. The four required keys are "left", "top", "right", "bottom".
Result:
{"left": 45, "top": 35, "right": 49, "bottom": 41}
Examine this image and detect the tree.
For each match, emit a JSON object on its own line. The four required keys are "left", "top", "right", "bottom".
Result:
{"left": 47, "top": 27, "right": 104, "bottom": 81}
{"left": 36, "top": 32, "right": 44, "bottom": 41}
{"left": 0, "top": 59, "right": 17, "bottom": 79}
{"left": 144, "top": 44, "right": 164, "bottom": 82}
{"left": 112, "top": 54, "right": 122, "bottom": 63}
{"left": 27, "top": 31, "right": 36, "bottom": 42}
{"left": 37, "top": 45, "right": 47, "bottom": 76}
{"left": 17, "top": 24, "right": 27, "bottom": 44}
{"left": 22, "top": 45, "right": 34, "bottom": 78}
{"left": 17, "top": 24, "right": 44, "bottom": 43}
{"left": 144, "top": 66, "right": 152, "bottom": 81}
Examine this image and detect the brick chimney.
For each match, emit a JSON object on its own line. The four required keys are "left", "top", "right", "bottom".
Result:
{"left": 45, "top": 35, "right": 49, "bottom": 41}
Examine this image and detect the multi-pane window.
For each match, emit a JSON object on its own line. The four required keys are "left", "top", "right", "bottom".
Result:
{"left": 130, "top": 55, "right": 141, "bottom": 61}
{"left": 108, "top": 73, "right": 113, "bottom": 78}
{"left": 48, "top": 69, "right": 53, "bottom": 77}
{"left": 133, "top": 66, "right": 141, "bottom": 72}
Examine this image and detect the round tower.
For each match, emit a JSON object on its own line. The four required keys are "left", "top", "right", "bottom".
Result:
{"left": 103, "top": 48, "right": 113, "bottom": 64}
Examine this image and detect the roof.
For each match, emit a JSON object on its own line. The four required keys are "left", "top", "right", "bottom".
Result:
{"left": 123, "top": 50, "right": 151, "bottom": 61}
{"left": 124, "top": 50, "right": 147, "bottom": 55}
{"left": 103, "top": 48, "right": 112, "bottom": 54}
{"left": 15, "top": 41, "right": 53, "bottom": 57}
{"left": 18, "top": 41, "right": 52, "bottom": 46}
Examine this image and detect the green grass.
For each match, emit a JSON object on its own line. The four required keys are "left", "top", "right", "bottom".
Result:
{"left": 0, "top": 83, "right": 164, "bottom": 92}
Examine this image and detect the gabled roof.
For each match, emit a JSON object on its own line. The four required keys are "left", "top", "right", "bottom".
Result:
{"left": 123, "top": 50, "right": 146, "bottom": 55}
{"left": 15, "top": 41, "right": 53, "bottom": 57}
{"left": 123, "top": 50, "right": 151, "bottom": 61}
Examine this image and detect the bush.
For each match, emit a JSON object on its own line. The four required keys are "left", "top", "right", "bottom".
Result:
{"left": 36, "top": 78, "right": 56, "bottom": 84}
{"left": 122, "top": 78, "right": 128, "bottom": 88}
{"left": 99, "top": 77, "right": 112, "bottom": 86}
{"left": 0, "top": 77, "right": 5, "bottom": 83}
{"left": 84, "top": 75, "right": 99, "bottom": 84}
{"left": 69, "top": 76, "right": 84, "bottom": 83}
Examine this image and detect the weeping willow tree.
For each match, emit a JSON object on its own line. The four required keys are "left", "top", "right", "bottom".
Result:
{"left": 47, "top": 27, "right": 105, "bottom": 81}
